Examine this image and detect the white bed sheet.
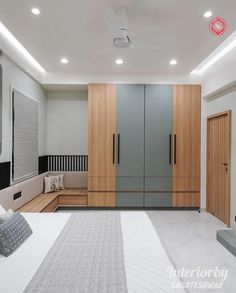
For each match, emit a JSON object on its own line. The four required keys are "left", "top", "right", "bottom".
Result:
{"left": 0, "top": 212, "right": 184, "bottom": 293}
{"left": 121, "top": 212, "right": 185, "bottom": 293}
{"left": 0, "top": 213, "right": 71, "bottom": 293}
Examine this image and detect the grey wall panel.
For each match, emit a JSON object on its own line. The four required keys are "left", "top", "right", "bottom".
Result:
{"left": 145, "top": 178, "right": 172, "bottom": 192}
{"left": 145, "top": 193, "right": 172, "bottom": 207}
{"left": 116, "top": 177, "right": 143, "bottom": 191}
{"left": 116, "top": 85, "right": 145, "bottom": 180}
{"left": 145, "top": 85, "right": 173, "bottom": 179}
{"left": 116, "top": 192, "right": 144, "bottom": 207}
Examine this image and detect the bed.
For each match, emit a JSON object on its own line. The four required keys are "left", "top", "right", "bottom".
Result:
{"left": 0, "top": 211, "right": 185, "bottom": 293}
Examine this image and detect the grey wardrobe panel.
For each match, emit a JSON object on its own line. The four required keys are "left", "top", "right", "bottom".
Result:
{"left": 144, "top": 193, "right": 172, "bottom": 207}
{"left": 145, "top": 178, "right": 172, "bottom": 192}
{"left": 145, "top": 85, "right": 173, "bottom": 178}
{"left": 116, "top": 177, "right": 143, "bottom": 191}
{"left": 116, "top": 85, "right": 145, "bottom": 180}
{"left": 116, "top": 192, "right": 144, "bottom": 207}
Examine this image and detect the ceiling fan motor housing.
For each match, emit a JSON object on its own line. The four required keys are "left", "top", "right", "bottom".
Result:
{"left": 113, "top": 35, "right": 131, "bottom": 48}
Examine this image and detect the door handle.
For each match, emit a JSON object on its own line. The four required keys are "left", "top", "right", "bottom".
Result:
{"left": 112, "top": 134, "right": 115, "bottom": 164}
{"left": 169, "top": 134, "right": 172, "bottom": 165}
{"left": 174, "top": 134, "right": 177, "bottom": 165}
{"left": 117, "top": 134, "right": 120, "bottom": 164}
{"left": 221, "top": 162, "right": 228, "bottom": 172}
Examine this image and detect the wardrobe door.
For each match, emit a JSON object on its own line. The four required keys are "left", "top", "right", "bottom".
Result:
{"left": 116, "top": 85, "right": 144, "bottom": 206}
{"left": 88, "top": 84, "right": 116, "bottom": 205}
{"left": 145, "top": 85, "right": 173, "bottom": 204}
{"left": 116, "top": 192, "right": 144, "bottom": 207}
{"left": 172, "top": 85, "right": 201, "bottom": 207}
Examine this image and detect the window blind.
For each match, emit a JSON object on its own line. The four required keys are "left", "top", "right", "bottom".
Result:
{"left": 12, "top": 90, "right": 39, "bottom": 183}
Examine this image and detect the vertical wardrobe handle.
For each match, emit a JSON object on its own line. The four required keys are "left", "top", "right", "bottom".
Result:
{"left": 174, "top": 134, "right": 177, "bottom": 165}
{"left": 112, "top": 134, "right": 115, "bottom": 164}
{"left": 169, "top": 134, "right": 172, "bottom": 164}
{"left": 117, "top": 134, "right": 120, "bottom": 164}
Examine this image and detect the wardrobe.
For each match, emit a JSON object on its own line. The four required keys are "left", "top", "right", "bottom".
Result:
{"left": 88, "top": 84, "right": 201, "bottom": 208}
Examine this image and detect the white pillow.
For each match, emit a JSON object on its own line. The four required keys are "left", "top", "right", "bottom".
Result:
{"left": 58, "top": 174, "right": 64, "bottom": 190}
{"left": 0, "top": 205, "right": 6, "bottom": 215}
{"left": 50, "top": 176, "right": 60, "bottom": 191}
{"left": 44, "top": 176, "right": 61, "bottom": 193}
{"left": 44, "top": 176, "right": 54, "bottom": 194}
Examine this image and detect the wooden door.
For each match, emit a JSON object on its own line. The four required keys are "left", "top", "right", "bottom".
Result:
{"left": 172, "top": 85, "right": 201, "bottom": 207}
{"left": 207, "top": 111, "right": 231, "bottom": 226}
{"left": 88, "top": 84, "right": 116, "bottom": 204}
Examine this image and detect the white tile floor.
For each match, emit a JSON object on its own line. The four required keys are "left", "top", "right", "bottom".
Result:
{"left": 147, "top": 211, "right": 236, "bottom": 293}
{"left": 57, "top": 208, "right": 236, "bottom": 292}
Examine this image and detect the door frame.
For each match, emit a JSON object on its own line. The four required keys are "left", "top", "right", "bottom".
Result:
{"left": 206, "top": 110, "right": 231, "bottom": 226}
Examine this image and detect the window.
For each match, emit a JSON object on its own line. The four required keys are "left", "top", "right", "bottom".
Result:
{"left": 12, "top": 90, "right": 39, "bottom": 183}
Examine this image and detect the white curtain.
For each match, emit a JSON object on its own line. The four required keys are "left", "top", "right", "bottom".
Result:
{"left": 13, "top": 90, "right": 39, "bottom": 183}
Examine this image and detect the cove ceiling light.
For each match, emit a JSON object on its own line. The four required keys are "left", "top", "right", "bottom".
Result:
{"left": 192, "top": 30, "right": 236, "bottom": 75}
{"left": 0, "top": 22, "right": 45, "bottom": 73}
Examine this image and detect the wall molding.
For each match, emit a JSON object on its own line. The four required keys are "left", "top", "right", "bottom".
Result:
{"left": 48, "top": 155, "right": 88, "bottom": 172}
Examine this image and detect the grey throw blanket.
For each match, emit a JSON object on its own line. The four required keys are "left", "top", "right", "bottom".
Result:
{"left": 24, "top": 212, "right": 128, "bottom": 293}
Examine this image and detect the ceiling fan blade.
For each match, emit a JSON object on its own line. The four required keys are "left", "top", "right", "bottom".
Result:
{"left": 131, "top": 41, "right": 165, "bottom": 50}
{"left": 90, "top": 47, "right": 114, "bottom": 56}
{"left": 104, "top": 8, "right": 125, "bottom": 39}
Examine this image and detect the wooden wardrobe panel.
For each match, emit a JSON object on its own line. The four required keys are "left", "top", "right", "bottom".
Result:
{"left": 172, "top": 193, "right": 200, "bottom": 207}
{"left": 88, "top": 84, "right": 116, "bottom": 180}
{"left": 173, "top": 178, "right": 200, "bottom": 192}
{"left": 88, "top": 192, "right": 116, "bottom": 207}
{"left": 173, "top": 85, "right": 201, "bottom": 179}
{"left": 88, "top": 177, "right": 116, "bottom": 192}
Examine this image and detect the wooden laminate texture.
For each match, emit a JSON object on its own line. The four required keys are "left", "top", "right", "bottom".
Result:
{"left": 173, "top": 85, "right": 201, "bottom": 193}
{"left": 58, "top": 195, "right": 87, "bottom": 206}
{"left": 18, "top": 189, "right": 88, "bottom": 212}
{"left": 88, "top": 177, "right": 116, "bottom": 192}
{"left": 172, "top": 178, "right": 200, "bottom": 192}
{"left": 42, "top": 198, "right": 58, "bottom": 213}
{"left": 172, "top": 193, "right": 200, "bottom": 207}
{"left": 88, "top": 84, "right": 116, "bottom": 180}
{"left": 18, "top": 192, "right": 59, "bottom": 213}
{"left": 207, "top": 111, "right": 231, "bottom": 226}
{"left": 88, "top": 192, "right": 116, "bottom": 207}
{"left": 172, "top": 85, "right": 201, "bottom": 207}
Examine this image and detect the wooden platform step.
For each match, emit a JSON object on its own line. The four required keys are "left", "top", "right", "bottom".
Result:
{"left": 18, "top": 189, "right": 88, "bottom": 213}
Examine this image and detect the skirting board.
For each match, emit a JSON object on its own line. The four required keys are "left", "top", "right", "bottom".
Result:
{"left": 217, "top": 230, "right": 236, "bottom": 257}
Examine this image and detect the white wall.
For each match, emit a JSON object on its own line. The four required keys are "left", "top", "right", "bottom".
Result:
{"left": 47, "top": 91, "right": 88, "bottom": 155}
{"left": 0, "top": 54, "right": 47, "bottom": 163}
{"left": 201, "top": 87, "right": 236, "bottom": 229}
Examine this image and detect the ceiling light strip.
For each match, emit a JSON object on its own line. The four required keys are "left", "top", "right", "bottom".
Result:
{"left": 0, "top": 22, "right": 45, "bottom": 73}
{"left": 192, "top": 30, "right": 236, "bottom": 75}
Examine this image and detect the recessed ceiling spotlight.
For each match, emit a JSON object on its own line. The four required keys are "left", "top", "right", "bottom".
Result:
{"left": 115, "top": 58, "right": 124, "bottom": 65}
{"left": 204, "top": 11, "right": 212, "bottom": 18}
{"left": 170, "top": 59, "right": 178, "bottom": 65}
{"left": 32, "top": 8, "right": 40, "bottom": 15}
{"left": 60, "top": 58, "right": 69, "bottom": 64}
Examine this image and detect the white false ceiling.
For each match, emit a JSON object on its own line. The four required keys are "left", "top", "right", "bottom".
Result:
{"left": 0, "top": 0, "right": 235, "bottom": 83}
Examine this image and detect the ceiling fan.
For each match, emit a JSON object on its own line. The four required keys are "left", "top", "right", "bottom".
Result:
{"left": 91, "top": 7, "right": 164, "bottom": 55}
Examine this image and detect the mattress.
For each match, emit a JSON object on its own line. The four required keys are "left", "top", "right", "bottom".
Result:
{"left": 0, "top": 211, "right": 184, "bottom": 293}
